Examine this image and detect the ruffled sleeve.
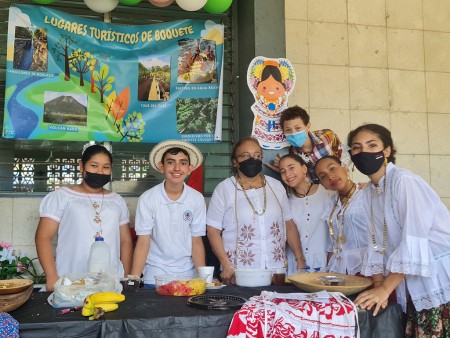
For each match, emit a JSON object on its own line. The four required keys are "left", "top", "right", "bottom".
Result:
{"left": 385, "top": 168, "right": 439, "bottom": 278}
{"left": 39, "top": 188, "right": 69, "bottom": 223}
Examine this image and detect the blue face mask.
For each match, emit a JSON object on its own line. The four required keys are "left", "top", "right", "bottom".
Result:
{"left": 285, "top": 130, "right": 307, "bottom": 147}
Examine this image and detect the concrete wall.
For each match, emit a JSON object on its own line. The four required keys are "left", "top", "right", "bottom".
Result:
{"left": 285, "top": 0, "right": 450, "bottom": 208}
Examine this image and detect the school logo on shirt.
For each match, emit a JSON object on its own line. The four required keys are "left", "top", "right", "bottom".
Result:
{"left": 183, "top": 210, "right": 193, "bottom": 222}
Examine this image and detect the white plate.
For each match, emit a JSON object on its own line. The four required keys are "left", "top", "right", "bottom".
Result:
{"left": 206, "top": 284, "right": 227, "bottom": 290}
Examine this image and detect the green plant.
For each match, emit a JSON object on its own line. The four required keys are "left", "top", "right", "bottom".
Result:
{"left": 0, "top": 242, "right": 46, "bottom": 284}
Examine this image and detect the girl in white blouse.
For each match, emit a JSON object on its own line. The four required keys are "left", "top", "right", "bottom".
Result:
{"left": 349, "top": 124, "right": 450, "bottom": 337}
{"left": 279, "top": 153, "right": 330, "bottom": 275}
{"left": 314, "top": 156, "right": 369, "bottom": 275}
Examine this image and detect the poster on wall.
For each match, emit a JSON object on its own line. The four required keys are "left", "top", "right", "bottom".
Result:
{"left": 3, "top": 4, "right": 224, "bottom": 143}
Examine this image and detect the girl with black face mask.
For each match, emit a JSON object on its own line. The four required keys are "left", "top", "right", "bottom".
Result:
{"left": 35, "top": 144, "right": 133, "bottom": 292}
{"left": 348, "top": 124, "right": 450, "bottom": 337}
{"left": 206, "top": 136, "right": 305, "bottom": 285}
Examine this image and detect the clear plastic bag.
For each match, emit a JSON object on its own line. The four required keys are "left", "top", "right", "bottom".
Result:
{"left": 47, "top": 272, "right": 122, "bottom": 308}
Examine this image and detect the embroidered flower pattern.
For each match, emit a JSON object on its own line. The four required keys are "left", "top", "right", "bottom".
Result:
{"left": 238, "top": 249, "right": 256, "bottom": 266}
{"left": 270, "top": 221, "right": 285, "bottom": 262}
{"left": 236, "top": 223, "right": 256, "bottom": 266}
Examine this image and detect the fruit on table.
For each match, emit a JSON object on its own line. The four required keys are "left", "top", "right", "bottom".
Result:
{"left": 82, "top": 291, "right": 125, "bottom": 319}
{"left": 156, "top": 278, "right": 206, "bottom": 296}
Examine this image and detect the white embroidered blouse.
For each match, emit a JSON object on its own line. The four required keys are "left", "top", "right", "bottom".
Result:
{"left": 207, "top": 175, "right": 292, "bottom": 270}
{"left": 360, "top": 163, "right": 450, "bottom": 312}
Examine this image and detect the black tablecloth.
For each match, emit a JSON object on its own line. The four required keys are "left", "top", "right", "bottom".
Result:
{"left": 9, "top": 285, "right": 404, "bottom": 338}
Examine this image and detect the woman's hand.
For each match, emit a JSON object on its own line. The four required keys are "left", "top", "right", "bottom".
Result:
{"left": 354, "top": 286, "right": 390, "bottom": 316}
{"left": 45, "top": 274, "right": 59, "bottom": 292}
{"left": 296, "top": 257, "right": 306, "bottom": 270}
{"left": 220, "top": 265, "right": 236, "bottom": 285}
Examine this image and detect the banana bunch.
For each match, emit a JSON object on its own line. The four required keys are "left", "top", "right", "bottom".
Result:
{"left": 82, "top": 292, "right": 125, "bottom": 320}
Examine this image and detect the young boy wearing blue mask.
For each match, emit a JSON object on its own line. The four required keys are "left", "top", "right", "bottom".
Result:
{"left": 265, "top": 105, "right": 345, "bottom": 183}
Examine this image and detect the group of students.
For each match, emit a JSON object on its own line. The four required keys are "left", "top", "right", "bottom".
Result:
{"left": 35, "top": 105, "right": 450, "bottom": 337}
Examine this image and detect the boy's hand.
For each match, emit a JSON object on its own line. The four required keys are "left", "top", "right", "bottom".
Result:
{"left": 264, "top": 153, "right": 283, "bottom": 173}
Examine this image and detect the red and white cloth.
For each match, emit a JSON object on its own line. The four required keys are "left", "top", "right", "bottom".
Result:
{"left": 227, "top": 291, "right": 359, "bottom": 338}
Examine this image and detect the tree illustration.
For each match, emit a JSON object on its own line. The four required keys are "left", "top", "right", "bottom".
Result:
{"left": 90, "top": 59, "right": 98, "bottom": 93}
{"left": 93, "top": 64, "right": 115, "bottom": 103}
{"left": 68, "top": 49, "right": 95, "bottom": 86}
{"left": 52, "top": 33, "right": 76, "bottom": 81}
{"left": 116, "top": 112, "right": 146, "bottom": 142}
{"left": 103, "top": 88, "right": 145, "bottom": 142}
{"left": 176, "top": 98, "right": 218, "bottom": 134}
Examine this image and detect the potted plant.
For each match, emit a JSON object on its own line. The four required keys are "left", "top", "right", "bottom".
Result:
{"left": 0, "top": 242, "right": 46, "bottom": 286}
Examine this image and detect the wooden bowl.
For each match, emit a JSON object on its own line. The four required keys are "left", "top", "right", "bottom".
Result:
{"left": 0, "top": 279, "right": 34, "bottom": 295}
{"left": 287, "top": 272, "right": 373, "bottom": 296}
{"left": 0, "top": 284, "right": 33, "bottom": 312}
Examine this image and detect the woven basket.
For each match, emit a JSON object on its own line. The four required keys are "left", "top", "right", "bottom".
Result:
{"left": 287, "top": 272, "right": 373, "bottom": 296}
{"left": 0, "top": 280, "right": 34, "bottom": 312}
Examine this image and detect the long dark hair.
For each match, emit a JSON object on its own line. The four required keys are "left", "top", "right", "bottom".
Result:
{"left": 81, "top": 144, "right": 112, "bottom": 165}
{"left": 347, "top": 124, "right": 397, "bottom": 164}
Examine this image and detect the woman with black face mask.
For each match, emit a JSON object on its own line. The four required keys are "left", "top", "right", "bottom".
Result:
{"left": 35, "top": 144, "right": 133, "bottom": 292}
{"left": 206, "top": 136, "right": 304, "bottom": 284}
{"left": 348, "top": 124, "right": 450, "bottom": 337}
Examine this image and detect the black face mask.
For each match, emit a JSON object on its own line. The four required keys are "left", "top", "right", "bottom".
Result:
{"left": 351, "top": 150, "right": 385, "bottom": 176}
{"left": 238, "top": 158, "right": 262, "bottom": 178}
{"left": 84, "top": 171, "right": 111, "bottom": 188}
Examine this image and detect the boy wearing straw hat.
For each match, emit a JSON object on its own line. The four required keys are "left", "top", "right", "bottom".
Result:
{"left": 131, "top": 140, "right": 206, "bottom": 287}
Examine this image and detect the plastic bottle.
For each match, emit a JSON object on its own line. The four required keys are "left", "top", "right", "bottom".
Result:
{"left": 87, "top": 236, "right": 111, "bottom": 274}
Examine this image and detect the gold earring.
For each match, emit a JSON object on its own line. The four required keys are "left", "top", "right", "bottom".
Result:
{"left": 384, "top": 157, "right": 388, "bottom": 165}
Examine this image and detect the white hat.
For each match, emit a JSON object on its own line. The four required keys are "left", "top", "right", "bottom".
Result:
{"left": 149, "top": 140, "right": 203, "bottom": 171}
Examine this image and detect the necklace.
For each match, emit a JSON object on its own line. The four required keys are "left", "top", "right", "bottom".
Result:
{"left": 293, "top": 182, "right": 312, "bottom": 198}
{"left": 238, "top": 174, "right": 262, "bottom": 189}
{"left": 236, "top": 174, "right": 267, "bottom": 218}
{"left": 328, "top": 183, "right": 356, "bottom": 249}
{"left": 233, "top": 177, "right": 286, "bottom": 268}
{"left": 370, "top": 176, "right": 388, "bottom": 254}
{"left": 86, "top": 191, "right": 105, "bottom": 236}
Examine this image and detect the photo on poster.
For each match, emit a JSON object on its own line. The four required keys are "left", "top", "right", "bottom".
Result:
{"left": 137, "top": 55, "right": 171, "bottom": 101}
{"left": 177, "top": 38, "right": 217, "bottom": 84}
{"left": 30, "top": 28, "right": 48, "bottom": 72}
{"left": 13, "top": 26, "right": 32, "bottom": 70}
{"left": 176, "top": 98, "right": 218, "bottom": 134}
{"left": 43, "top": 92, "right": 88, "bottom": 126}
{"left": 13, "top": 26, "right": 48, "bottom": 72}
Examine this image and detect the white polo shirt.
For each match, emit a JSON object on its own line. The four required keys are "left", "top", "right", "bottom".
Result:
{"left": 135, "top": 181, "right": 206, "bottom": 284}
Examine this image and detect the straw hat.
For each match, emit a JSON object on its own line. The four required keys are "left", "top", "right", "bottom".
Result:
{"left": 287, "top": 272, "right": 373, "bottom": 296}
{"left": 149, "top": 140, "right": 203, "bottom": 171}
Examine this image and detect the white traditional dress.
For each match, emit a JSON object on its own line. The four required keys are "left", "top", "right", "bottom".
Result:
{"left": 322, "top": 186, "right": 369, "bottom": 275}
{"left": 361, "top": 163, "right": 450, "bottom": 312}
{"left": 207, "top": 175, "right": 292, "bottom": 270}
{"left": 286, "top": 184, "right": 331, "bottom": 275}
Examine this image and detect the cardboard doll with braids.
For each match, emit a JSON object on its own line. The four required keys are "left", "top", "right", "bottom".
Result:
{"left": 247, "top": 57, "right": 296, "bottom": 150}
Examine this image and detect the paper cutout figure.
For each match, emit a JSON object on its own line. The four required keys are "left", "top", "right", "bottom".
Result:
{"left": 247, "top": 57, "right": 296, "bottom": 149}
